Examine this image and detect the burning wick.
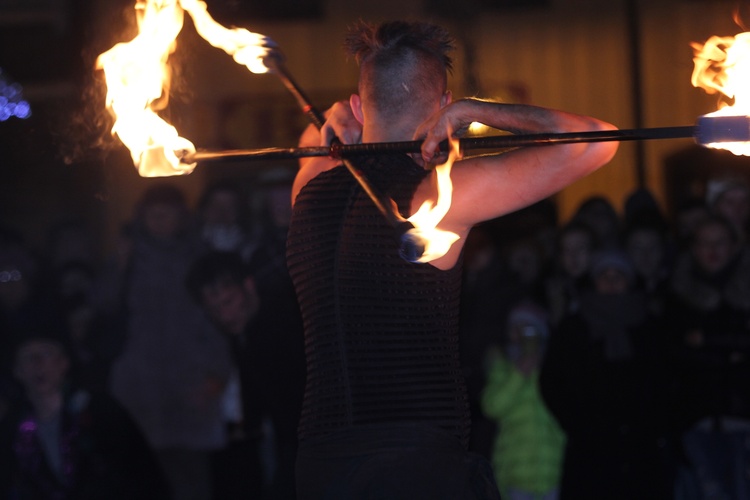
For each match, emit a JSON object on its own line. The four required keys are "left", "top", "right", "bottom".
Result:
{"left": 692, "top": 29, "right": 750, "bottom": 155}
{"left": 695, "top": 114, "right": 750, "bottom": 146}
{"left": 399, "top": 136, "right": 461, "bottom": 264}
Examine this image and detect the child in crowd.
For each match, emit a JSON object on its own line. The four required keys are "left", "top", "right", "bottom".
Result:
{"left": 481, "top": 301, "right": 565, "bottom": 500}
{"left": 0, "top": 333, "right": 168, "bottom": 499}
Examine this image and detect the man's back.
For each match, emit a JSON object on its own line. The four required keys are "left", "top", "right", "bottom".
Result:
{"left": 287, "top": 155, "right": 470, "bottom": 445}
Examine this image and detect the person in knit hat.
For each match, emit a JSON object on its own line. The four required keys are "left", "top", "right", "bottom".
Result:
{"left": 481, "top": 301, "right": 565, "bottom": 500}
{"left": 540, "top": 248, "right": 674, "bottom": 500}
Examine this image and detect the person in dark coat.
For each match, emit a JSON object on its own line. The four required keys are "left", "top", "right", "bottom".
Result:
{"left": 96, "top": 183, "right": 232, "bottom": 500}
{"left": 187, "top": 250, "right": 306, "bottom": 500}
{"left": 539, "top": 250, "right": 674, "bottom": 499}
{"left": 665, "top": 214, "right": 750, "bottom": 499}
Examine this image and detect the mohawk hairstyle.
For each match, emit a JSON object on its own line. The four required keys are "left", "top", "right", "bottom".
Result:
{"left": 344, "top": 20, "right": 455, "bottom": 72}
{"left": 344, "top": 20, "right": 456, "bottom": 123}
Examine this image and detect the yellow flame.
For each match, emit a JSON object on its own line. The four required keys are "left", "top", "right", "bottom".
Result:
{"left": 406, "top": 136, "right": 461, "bottom": 263}
{"left": 96, "top": 0, "right": 273, "bottom": 177}
{"left": 692, "top": 31, "right": 750, "bottom": 155}
{"left": 181, "top": 0, "right": 272, "bottom": 75}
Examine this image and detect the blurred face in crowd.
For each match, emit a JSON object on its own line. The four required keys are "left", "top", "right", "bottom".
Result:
{"left": 59, "top": 266, "right": 93, "bottom": 300}
{"left": 67, "top": 304, "right": 94, "bottom": 342}
{"left": 676, "top": 204, "right": 710, "bottom": 243}
{"left": 593, "top": 267, "right": 630, "bottom": 295}
{"left": 507, "top": 321, "right": 543, "bottom": 353}
{"left": 203, "top": 190, "right": 241, "bottom": 227}
{"left": 714, "top": 186, "right": 750, "bottom": 232}
{"left": 200, "top": 278, "right": 259, "bottom": 336}
{"left": 574, "top": 198, "right": 619, "bottom": 245}
{"left": 507, "top": 240, "right": 543, "bottom": 287}
{"left": 560, "top": 229, "right": 592, "bottom": 279}
{"left": 14, "top": 340, "right": 69, "bottom": 399}
{"left": 626, "top": 228, "right": 664, "bottom": 280}
{"left": 691, "top": 220, "right": 737, "bottom": 275}
{"left": 143, "top": 202, "right": 182, "bottom": 241}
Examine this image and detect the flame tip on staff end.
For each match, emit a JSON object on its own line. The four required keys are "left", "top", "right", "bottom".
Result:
{"left": 696, "top": 114, "right": 750, "bottom": 146}
{"left": 398, "top": 225, "right": 427, "bottom": 263}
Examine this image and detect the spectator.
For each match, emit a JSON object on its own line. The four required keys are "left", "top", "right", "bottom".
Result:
{"left": 48, "top": 260, "right": 103, "bottom": 392}
{"left": 673, "top": 196, "right": 711, "bottom": 249}
{"left": 569, "top": 195, "right": 622, "bottom": 250}
{"left": 706, "top": 177, "right": 750, "bottom": 242}
{"left": 665, "top": 213, "right": 750, "bottom": 499}
{"left": 459, "top": 224, "right": 520, "bottom": 459}
{"left": 503, "top": 236, "right": 548, "bottom": 305}
{"left": 245, "top": 171, "right": 298, "bottom": 308}
{"left": 540, "top": 250, "right": 674, "bottom": 499}
{"left": 0, "top": 332, "right": 169, "bottom": 500}
{"left": 186, "top": 250, "right": 305, "bottom": 500}
{"left": 0, "top": 232, "right": 65, "bottom": 418}
{"left": 101, "top": 183, "right": 232, "bottom": 500}
{"left": 481, "top": 301, "right": 565, "bottom": 500}
{"left": 0, "top": 234, "right": 62, "bottom": 355}
{"left": 543, "top": 222, "right": 596, "bottom": 326}
{"left": 623, "top": 187, "right": 668, "bottom": 235}
{"left": 624, "top": 221, "right": 670, "bottom": 316}
{"left": 198, "top": 179, "right": 258, "bottom": 261}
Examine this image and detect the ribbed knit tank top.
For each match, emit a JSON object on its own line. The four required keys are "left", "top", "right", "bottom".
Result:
{"left": 286, "top": 154, "right": 470, "bottom": 447}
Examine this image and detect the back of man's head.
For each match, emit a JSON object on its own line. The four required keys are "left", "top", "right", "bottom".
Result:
{"left": 344, "top": 20, "right": 454, "bottom": 125}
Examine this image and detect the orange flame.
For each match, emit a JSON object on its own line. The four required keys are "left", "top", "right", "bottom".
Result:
{"left": 692, "top": 31, "right": 750, "bottom": 155}
{"left": 405, "top": 135, "right": 461, "bottom": 263}
{"left": 96, "top": 0, "right": 273, "bottom": 177}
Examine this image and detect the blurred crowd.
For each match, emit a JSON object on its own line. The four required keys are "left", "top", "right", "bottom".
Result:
{"left": 1, "top": 171, "right": 750, "bottom": 499}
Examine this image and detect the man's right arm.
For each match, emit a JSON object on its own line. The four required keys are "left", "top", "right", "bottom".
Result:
{"left": 409, "top": 98, "right": 618, "bottom": 270}
{"left": 292, "top": 101, "right": 362, "bottom": 205}
{"left": 413, "top": 98, "right": 619, "bottom": 234}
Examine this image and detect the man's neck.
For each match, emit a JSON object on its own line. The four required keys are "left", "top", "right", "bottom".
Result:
{"left": 363, "top": 117, "right": 419, "bottom": 143}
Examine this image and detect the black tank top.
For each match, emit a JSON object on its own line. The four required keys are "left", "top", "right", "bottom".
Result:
{"left": 286, "top": 154, "right": 470, "bottom": 447}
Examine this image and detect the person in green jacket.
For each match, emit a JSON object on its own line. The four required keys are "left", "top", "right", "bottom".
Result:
{"left": 480, "top": 301, "right": 566, "bottom": 500}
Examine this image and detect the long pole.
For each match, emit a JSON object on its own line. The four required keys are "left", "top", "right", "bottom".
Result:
{"left": 183, "top": 125, "right": 698, "bottom": 164}
{"left": 263, "top": 53, "right": 326, "bottom": 129}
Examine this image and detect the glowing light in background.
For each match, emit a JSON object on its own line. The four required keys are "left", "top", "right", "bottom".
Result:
{"left": 0, "top": 67, "right": 31, "bottom": 122}
{"left": 467, "top": 122, "right": 490, "bottom": 135}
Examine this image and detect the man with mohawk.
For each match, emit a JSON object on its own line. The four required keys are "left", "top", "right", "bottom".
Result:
{"left": 287, "top": 19, "right": 618, "bottom": 499}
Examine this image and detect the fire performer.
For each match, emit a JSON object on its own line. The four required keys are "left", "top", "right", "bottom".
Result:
{"left": 285, "top": 20, "right": 619, "bottom": 499}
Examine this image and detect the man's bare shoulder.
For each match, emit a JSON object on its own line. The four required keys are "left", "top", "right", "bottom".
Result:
{"left": 292, "top": 158, "right": 342, "bottom": 205}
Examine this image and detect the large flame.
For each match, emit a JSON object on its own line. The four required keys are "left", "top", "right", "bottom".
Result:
{"left": 692, "top": 31, "right": 750, "bottom": 155}
{"left": 405, "top": 136, "right": 461, "bottom": 263}
{"left": 96, "top": 0, "right": 273, "bottom": 177}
